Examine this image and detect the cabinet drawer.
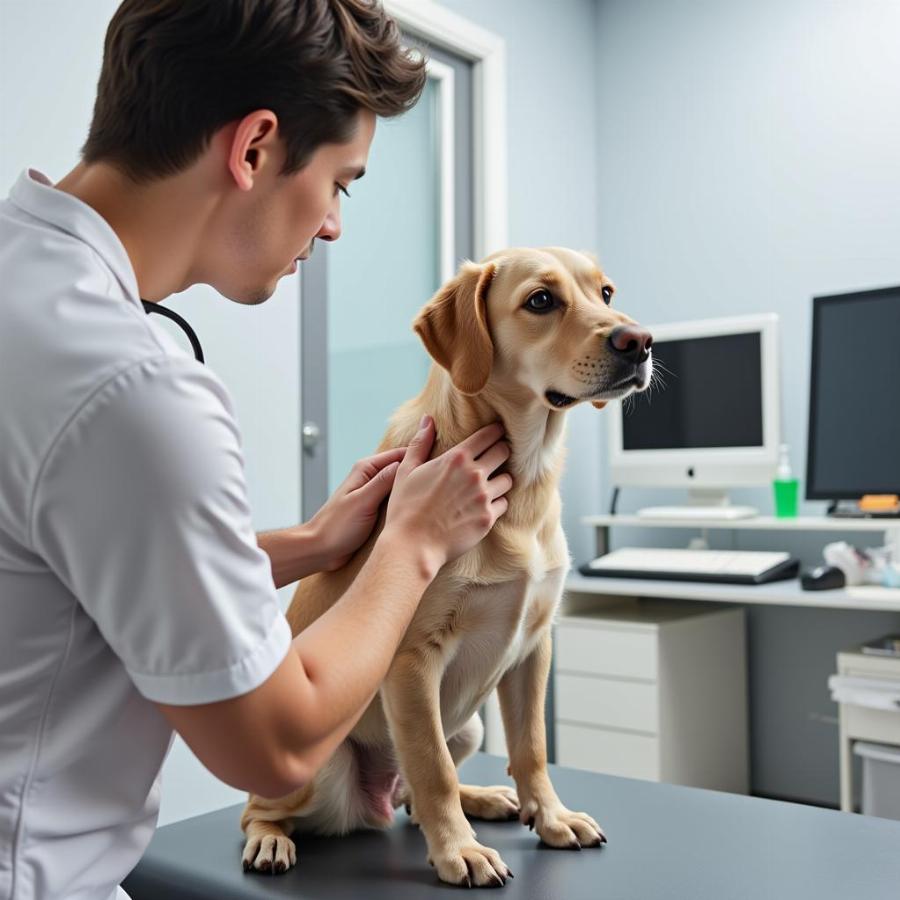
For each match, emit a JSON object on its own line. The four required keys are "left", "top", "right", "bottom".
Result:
{"left": 555, "top": 672, "right": 658, "bottom": 733}
{"left": 556, "top": 722, "right": 659, "bottom": 781}
{"left": 844, "top": 704, "right": 900, "bottom": 745}
{"left": 555, "top": 623, "right": 657, "bottom": 680}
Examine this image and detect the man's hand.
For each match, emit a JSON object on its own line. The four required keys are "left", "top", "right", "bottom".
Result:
{"left": 383, "top": 416, "right": 512, "bottom": 574}
{"left": 308, "top": 447, "right": 408, "bottom": 571}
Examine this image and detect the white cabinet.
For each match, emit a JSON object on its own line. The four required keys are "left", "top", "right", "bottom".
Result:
{"left": 835, "top": 647, "right": 900, "bottom": 813}
{"left": 553, "top": 597, "right": 749, "bottom": 793}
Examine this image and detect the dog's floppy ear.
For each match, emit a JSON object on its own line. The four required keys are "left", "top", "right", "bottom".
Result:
{"left": 413, "top": 261, "right": 497, "bottom": 395}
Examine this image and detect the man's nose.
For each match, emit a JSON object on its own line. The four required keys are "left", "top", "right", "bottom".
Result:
{"left": 608, "top": 324, "right": 653, "bottom": 364}
{"left": 316, "top": 201, "right": 342, "bottom": 242}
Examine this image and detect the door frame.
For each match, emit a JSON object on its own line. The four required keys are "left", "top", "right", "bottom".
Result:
{"left": 425, "top": 57, "right": 457, "bottom": 283}
{"left": 384, "top": 0, "right": 508, "bottom": 258}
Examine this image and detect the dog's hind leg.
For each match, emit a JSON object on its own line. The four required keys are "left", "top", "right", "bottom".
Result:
{"left": 451, "top": 712, "right": 520, "bottom": 821}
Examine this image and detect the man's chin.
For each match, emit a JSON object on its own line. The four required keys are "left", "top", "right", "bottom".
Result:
{"left": 244, "top": 290, "right": 273, "bottom": 306}
{"left": 216, "top": 284, "right": 275, "bottom": 306}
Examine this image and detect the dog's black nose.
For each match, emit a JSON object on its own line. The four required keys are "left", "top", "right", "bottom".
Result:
{"left": 608, "top": 324, "right": 653, "bottom": 364}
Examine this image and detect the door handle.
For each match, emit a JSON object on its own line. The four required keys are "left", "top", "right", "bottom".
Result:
{"left": 302, "top": 421, "right": 322, "bottom": 455}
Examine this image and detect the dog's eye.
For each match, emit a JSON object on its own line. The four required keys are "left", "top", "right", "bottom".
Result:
{"left": 602, "top": 286, "right": 613, "bottom": 305}
{"left": 525, "top": 289, "right": 556, "bottom": 313}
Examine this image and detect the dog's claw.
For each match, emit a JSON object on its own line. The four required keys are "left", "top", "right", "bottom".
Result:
{"left": 568, "top": 840, "right": 581, "bottom": 851}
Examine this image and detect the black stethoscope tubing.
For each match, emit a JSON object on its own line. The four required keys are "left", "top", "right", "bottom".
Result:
{"left": 141, "top": 299, "right": 205, "bottom": 364}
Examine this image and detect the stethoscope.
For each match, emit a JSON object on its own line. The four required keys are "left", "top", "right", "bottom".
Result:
{"left": 141, "top": 299, "right": 205, "bottom": 363}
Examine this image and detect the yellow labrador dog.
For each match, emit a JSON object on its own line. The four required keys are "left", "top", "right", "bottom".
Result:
{"left": 240, "top": 247, "right": 653, "bottom": 887}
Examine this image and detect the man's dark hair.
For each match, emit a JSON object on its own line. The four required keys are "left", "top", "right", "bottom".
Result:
{"left": 82, "top": 0, "right": 427, "bottom": 182}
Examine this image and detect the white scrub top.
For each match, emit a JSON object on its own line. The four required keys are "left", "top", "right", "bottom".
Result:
{"left": 0, "top": 170, "right": 293, "bottom": 900}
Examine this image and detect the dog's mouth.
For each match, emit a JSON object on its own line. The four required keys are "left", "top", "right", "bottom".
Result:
{"left": 545, "top": 389, "right": 579, "bottom": 408}
{"left": 546, "top": 364, "right": 649, "bottom": 409}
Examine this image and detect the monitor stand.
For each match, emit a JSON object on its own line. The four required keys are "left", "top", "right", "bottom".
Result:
{"left": 637, "top": 489, "right": 759, "bottom": 521}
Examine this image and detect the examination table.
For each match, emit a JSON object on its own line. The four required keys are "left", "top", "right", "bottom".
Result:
{"left": 123, "top": 752, "right": 900, "bottom": 899}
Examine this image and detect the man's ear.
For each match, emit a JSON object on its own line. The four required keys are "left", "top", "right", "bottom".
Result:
{"left": 227, "top": 110, "right": 279, "bottom": 191}
{"left": 412, "top": 261, "right": 497, "bottom": 395}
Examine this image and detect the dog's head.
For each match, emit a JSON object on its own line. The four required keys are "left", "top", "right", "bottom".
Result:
{"left": 413, "top": 246, "right": 652, "bottom": 411}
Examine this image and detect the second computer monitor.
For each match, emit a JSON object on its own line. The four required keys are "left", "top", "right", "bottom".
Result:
{"left": 608, "top": 314, "right": 781, "bottom": 492}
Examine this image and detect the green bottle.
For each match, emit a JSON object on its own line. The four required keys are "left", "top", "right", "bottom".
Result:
{"left": 773, "top": 443, "right": 799, "bottom": 518}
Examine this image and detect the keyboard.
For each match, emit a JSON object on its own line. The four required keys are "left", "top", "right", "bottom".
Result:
{"left": 637, "top": 505, "right": 759, "bottom": 521}
{"left": 579, "top": 547, "right": 800, "bottom": 585}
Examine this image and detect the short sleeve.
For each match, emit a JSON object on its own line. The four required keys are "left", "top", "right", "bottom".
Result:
{"left": 30, "top": 355, "right": 292, "bottom": 705}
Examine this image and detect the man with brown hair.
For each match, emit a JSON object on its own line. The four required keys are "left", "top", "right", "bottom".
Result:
{"left": 0, "top": 3, "right": 513, "bottom": 898}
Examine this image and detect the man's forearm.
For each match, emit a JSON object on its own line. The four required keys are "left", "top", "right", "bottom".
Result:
{"left": 283, "top": 527, "right": 440, "bottom": 770}
{"left": 257, "top": 522, "right": 331, "bottom": 588}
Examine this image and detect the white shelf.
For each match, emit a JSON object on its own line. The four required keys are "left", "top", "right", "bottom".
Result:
{"left": 565, "top": 574, "right": 900, "bottom": 613}
{"left": 581, "top": 514, "right": 900, "bottom": 533}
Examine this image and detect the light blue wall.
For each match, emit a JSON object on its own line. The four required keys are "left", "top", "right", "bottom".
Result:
{"left": 593, "top": 0, "right": 900, "bottom": 804}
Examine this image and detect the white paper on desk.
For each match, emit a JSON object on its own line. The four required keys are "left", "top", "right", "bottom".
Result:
{"left": 828, "top": 675, "right": 900, "bottom": 711}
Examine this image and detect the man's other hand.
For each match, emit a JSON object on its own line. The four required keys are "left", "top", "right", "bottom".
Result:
{"left": 308, "top": 446, "right": 407, "bottom": 571}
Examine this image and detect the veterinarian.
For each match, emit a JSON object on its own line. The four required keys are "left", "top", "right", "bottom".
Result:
{"left": 0, "top": 3, "right": 513, "bottom": 899}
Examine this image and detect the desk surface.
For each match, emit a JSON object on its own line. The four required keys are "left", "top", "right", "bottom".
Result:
{"left": 123, "top": 754, "right": 900, "bottom": 900}
{"left": 566, "top": 573, "right": 900, "bottom": 612}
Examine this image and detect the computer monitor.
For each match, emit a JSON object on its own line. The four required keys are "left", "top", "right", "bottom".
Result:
{"left": 806, "top": 286, "right": 900, "bottom": 500}
{"left": 608, "top": 314, "right": 781, "bottom": 505}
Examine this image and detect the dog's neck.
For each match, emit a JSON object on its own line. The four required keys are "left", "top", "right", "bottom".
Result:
{"left": 417, "top": 366, "right": 568, "bottom": 489}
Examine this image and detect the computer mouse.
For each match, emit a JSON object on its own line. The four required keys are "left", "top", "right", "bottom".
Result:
{"left": 800, "top": 565, "right": 846, "bottom": 591}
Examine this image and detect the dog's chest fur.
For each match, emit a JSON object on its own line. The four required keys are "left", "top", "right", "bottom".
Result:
{"left": 401, "top": 485, "right": 571, "bottom": 737}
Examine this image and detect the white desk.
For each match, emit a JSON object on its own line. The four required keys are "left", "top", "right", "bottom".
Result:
{"left": 573, "top": 514, "right": 900, "bottom": 612}
{"left": 583, "top": 513, "right": 900, "bottom": 539}
{"left": 566, "top": 573, "right": 900, "bottom": 613}
{"left": 486, "top": 516, "right": 900, "bottom": 758}
{"left": 531, "top": 513, "right": 900, "bottom": 797}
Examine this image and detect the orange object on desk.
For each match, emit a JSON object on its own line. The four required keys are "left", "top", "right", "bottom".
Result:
{"left": 858, "top": 495, "right": 900, "bottom": 512}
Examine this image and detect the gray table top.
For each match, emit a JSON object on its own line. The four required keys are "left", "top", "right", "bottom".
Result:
{"left": 123, "top": 753, "right": 900, "bottom": 900}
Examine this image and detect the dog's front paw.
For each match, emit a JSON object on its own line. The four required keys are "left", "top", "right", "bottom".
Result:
{"left": 241, "top": 831, "right": 297, "bottom": 874}
{"left": 430, "top": 841, "right": 513, "bottom": 888}
{"left": 520, "top": 800, "right": 607, "bottom": 849}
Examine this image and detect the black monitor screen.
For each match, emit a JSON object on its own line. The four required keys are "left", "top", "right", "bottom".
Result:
{"left": 806, "top": 287, "right": 900, "bottom": 498}
{"left": 622, "top": 332, "right": 763, "bottom": 451}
